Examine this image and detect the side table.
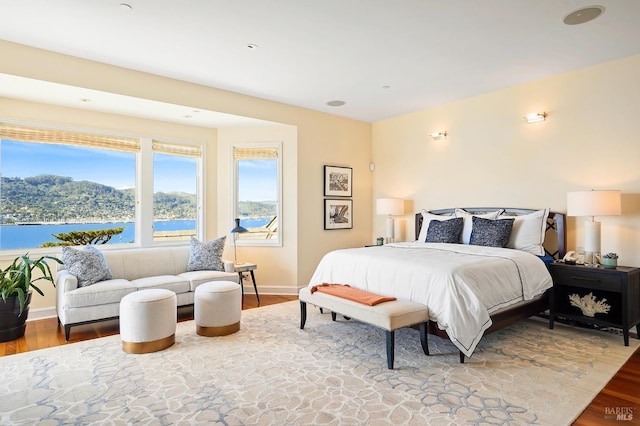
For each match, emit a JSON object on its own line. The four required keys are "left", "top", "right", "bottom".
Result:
{"left": 234, "top": 262, "right": 260, "bottom": 306}
{"left": 547, "top": 261, "right": 640, "bottom": 346}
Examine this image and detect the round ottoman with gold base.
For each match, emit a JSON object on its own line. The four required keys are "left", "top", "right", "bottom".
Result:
{"left": 120, "top": 289, "right": 177, "bottom": 354}
{"left": 195, "top": 281, "right": 242, "bottom": 336}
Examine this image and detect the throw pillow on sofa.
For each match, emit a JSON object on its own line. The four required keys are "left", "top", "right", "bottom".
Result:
{"left": 187, "top": 236, "right": 226, "bottom": 272}
{"left": 61, "top": 245, "right": 112, "bottom": 287}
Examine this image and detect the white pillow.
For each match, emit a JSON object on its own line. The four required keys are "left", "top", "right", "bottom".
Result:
{"left": 500, "top": 208, "right": 550, "bottom": 256}
{"left": 416, "top": 210, "right": 457, "bottom": 242}
{"left": 454, "top": 208, "right": 504, "bottom": 244}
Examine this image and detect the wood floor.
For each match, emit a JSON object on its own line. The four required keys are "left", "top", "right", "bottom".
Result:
{"left": 0, "top": 295, "right": 637, "bottom": 424}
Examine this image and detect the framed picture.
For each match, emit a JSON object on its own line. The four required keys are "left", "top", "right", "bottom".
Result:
{"left": 324, "top": 165, "right": 352, "bottom": 197}
{"left": 324, "top": 199, "right": 353, "bottom": 230}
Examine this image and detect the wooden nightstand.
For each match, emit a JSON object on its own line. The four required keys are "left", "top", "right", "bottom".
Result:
{"left": 234, "top": 262, "right": 260, "bottom": 306}
{"left": 547, "top": 262, "right": 640, "bottom": 346}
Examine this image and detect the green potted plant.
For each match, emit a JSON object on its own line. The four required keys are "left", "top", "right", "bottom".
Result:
{"left": 602, "top": 252, "right": 618, "bottom": 269}
{"left": 0, "top": 254, "right": 62, "bottom": 342}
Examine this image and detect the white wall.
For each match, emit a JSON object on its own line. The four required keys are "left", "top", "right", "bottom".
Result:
{"left": 372, "top": 54, "right": 640, "bottom": 266}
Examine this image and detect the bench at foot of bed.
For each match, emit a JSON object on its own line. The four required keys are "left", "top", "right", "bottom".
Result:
{"left": 298, "top": 286, "right": 430, "bottom": 369}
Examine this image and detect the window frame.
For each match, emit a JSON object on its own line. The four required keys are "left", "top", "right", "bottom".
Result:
{"left": 231, "top": 142, "right": 282, "bottom": 247}
{"left": 0, "top": 120, "right": 205, "bottom": 254}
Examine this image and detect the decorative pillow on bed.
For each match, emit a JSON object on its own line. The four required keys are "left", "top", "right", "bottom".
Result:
{"left": 426, "top": 217, "right": 463, "bottom": 243}
{"left": 469, "top": 216, "right": 514, "bottom": 247}
{"left": 417, "top": 210, "right": 457, "bottom": 242}
{"left": 454, "top": 208, "right": 504, "bottom": 244}
{"left": 499, "top": 208, "right": 550, "bottom": 256}
{"left": 61, "top": 245, "right": 112, "bottom": 287}
{"left": 187, "top": 236, "right": 226, "bottom": 272}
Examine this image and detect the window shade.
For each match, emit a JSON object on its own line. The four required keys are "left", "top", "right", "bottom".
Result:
{"left": 152, "top": 141, "right": 202, "bottom": 158}
{"left": 0, "top": 123, "right": 140, "bottom": 153}
{"left": 233, "top": 147, "right": 278, "bottom": 160}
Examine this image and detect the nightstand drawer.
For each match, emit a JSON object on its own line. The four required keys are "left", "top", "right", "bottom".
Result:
{"left": 552, "top": 268, "right": 622, "bottom": 292}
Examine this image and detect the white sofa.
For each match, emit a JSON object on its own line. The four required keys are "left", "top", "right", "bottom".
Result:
{"left": 56, "top": 245, "right": 239, "bottom": 340}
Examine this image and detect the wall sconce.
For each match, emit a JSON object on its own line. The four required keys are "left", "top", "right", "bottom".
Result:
{"left": 430, "top": 131, "right": 447, "bottom": 141}
{"left": 523, "top": 112, "right": 547, "bottom": 124}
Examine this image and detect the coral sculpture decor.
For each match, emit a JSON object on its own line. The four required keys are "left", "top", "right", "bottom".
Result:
{"left": 569, "top": 292, "right": 611, "bottom": 317}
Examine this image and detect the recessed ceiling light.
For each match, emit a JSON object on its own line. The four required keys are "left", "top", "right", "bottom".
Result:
{"left": 326, "top": 100, "right": 346, "bottom": 107}
{"left": 79, "top": 98, "right": 91, "bottom": 103}
{"left": 246, "top": 43, "right": 259, "bottom": 50}
{"left": 120, "top": 3, "right": 133, "bottom": 11}
{"left": 563, "top": 6, "right": 604, "bottom": 25}
{"left": 183, "top": 115, "right": 192, "bottom": 119}
{"left": 382, "top": 85, "right": 391, "bottom": 89}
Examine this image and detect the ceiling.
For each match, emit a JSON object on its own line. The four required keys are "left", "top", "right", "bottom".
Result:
{"left": 1, "top": 1, "right": 640, "bottom": 127}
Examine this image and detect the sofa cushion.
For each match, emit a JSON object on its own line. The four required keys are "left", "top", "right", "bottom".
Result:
{"left": 64, "top": 279, "right": 136, "bottom": 308}
{"left": 131, "top": 275, "right": 190, "bottom": 294}
{"left": 179, "top": 270, "right": 240, "bottom": 291}
{"left": 61, "top": 245, "right": 113, "bottom": 287}
{"left": 187, "top": 236, "right": 226, "bottom": 272}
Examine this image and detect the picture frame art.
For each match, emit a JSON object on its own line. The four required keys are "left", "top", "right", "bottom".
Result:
{"left": 324, "top": 199, "right": 353, "bottom": 230}
{"left": 324, "top": 165, "right": 353, "bottom": 197}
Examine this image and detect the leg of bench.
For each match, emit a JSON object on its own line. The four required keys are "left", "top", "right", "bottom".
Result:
{"left": 419, "top": 322, "right": 429, "bottom": 356}
{"left": 300, "top": 301, "right": 307, "bottom": 329}
{"left": 459, "top": 351, "right": 465, "bottom": 363}
{"left": 331, "top": 312, "right": 337, "bottom": 321}
{"left": 386, "top": 330, "right": 395, "bottom": 369}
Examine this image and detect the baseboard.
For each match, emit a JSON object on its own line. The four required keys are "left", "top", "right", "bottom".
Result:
{"left": 27, "top": 307, "right": 57, "bottom": 322}
{"left": 240, "top": 284, "right": 301, "bottom": 296}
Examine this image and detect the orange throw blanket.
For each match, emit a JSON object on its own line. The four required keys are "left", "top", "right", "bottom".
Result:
{"left": 310, "top": 283, "right": 396, "bottom": 306}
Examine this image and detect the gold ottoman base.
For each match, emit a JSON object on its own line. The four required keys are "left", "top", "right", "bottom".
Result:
{"left": 122, "top": 334, "right": 175, "bottom": 354}
{"left": 197, "top": 321, "right": 240, "bottom": 337}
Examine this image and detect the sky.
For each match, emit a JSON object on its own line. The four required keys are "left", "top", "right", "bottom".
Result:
{"left": 1, "top": 139, "right": 276, "bottom": 200}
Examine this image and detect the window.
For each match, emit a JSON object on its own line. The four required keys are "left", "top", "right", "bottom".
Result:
{"left": 0, "top": 123, "right": 203, "bottom": 251}
{"left": 152, "top": 141, "right": 200, "bottom": 242}
{"left": 233, "top": 144, "right": 281, "bottom": 245}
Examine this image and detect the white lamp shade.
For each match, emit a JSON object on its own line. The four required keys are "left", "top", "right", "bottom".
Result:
{"left": 376, "top": 198, "right": 404, "bottom": 216}
{"left": 567, "top": 190, "right": 621, "bottom": 217}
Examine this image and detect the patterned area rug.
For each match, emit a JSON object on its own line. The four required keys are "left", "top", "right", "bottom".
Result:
{"left": 0, "top": 301, "right": 637, "bottom": 425}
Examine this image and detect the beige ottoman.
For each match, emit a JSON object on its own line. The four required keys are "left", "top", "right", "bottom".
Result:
{"left": 195, "top": 281, "right": 242, "bottom": 336}
{"left": 120, "top": 289, "right": 177, "bottom": 354}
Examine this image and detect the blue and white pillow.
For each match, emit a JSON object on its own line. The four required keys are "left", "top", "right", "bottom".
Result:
{"left": 469, "top": 216, "right": 514, "bottom": 248}
{"left": 426, "top": 217, "right": 463, "bottom": 243}
{"left": 187, "top": 236, "right": 226, "bottom": 271}
{"left": 62, "top": 245, "right": 112, "bottom": 287}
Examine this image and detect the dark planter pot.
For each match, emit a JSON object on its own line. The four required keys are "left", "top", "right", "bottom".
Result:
{"left": 0, "top": 292, "right": 31, "bottom": 342}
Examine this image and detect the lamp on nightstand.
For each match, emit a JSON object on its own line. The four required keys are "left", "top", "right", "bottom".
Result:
{"left": 230, "top": 218, "right": 248, "bottom": 265}
{"left": 376, "top": 198, "right": 404, "bottom": 244}
{"left": 567, "top": 190, "right": 621, "bottom": 267}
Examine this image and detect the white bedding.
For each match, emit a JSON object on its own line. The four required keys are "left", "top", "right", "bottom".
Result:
{"left": 308, "top": 242, "right": 553, "bottom": 357}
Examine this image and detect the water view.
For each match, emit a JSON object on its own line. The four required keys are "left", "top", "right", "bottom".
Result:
{"left": 0, "top": 217, "right": 270, "bottom": 250}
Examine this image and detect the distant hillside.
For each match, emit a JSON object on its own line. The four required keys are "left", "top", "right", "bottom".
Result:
{"left": 0, "top": 174, "right": 194, "bottom": 223}
{"left": 0, "top": 174, "right": 276, "bottom": 224}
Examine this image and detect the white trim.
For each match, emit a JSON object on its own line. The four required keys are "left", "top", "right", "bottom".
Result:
{"left": 231, "top": 141, "right": 283, "bottom": 247}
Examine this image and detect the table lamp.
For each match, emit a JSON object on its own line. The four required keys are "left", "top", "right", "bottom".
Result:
{"left": 230, "top": 218, "right": 248, "bottom": 264}
{"left": 567, "top": 190, "right": 621, "bottom": 266}
{"left": 376, "top": 198, "right": 404, "bottom": 243}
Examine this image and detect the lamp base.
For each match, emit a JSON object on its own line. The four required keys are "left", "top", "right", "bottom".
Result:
{"left": 385, "top": 216, "right": 395, "bottom": 244}
{"left": 584, "top": 220, "right": 601, "bottom": 267}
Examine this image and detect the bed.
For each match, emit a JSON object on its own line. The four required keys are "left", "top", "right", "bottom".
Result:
{"left": 308, "top": 208, "right": 566, "bottom": 362}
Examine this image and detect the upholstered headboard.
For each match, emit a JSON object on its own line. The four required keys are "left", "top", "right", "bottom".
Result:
{"left": 414, "top": 208, "right": 566, "bottom": 259}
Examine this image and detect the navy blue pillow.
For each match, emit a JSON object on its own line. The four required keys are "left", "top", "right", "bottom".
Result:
{"left": 426, "top": 217, "right": 463, "bottom": 243}
{"left": 469, "top": 216, "right": 514, "bottom": 247}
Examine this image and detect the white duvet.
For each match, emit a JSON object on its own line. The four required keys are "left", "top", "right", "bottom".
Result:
{"left": 308, "top": 242, "right": 553, "bottom": 357}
